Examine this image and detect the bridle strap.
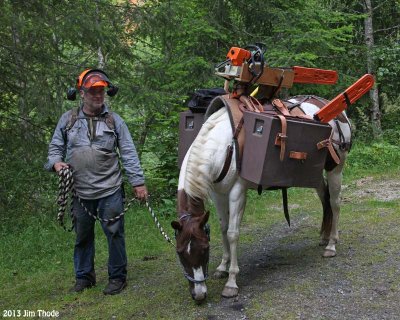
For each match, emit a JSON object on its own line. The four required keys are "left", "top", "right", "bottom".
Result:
{"left": 179, "top": 212, "right": 192, "bottom": 221}
{"left": 184, "top": 272, "right": 208, "bottom": 284}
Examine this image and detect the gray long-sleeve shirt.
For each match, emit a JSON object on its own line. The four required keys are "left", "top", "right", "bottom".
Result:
{"left": 45, "top": 105, "right": 145, "bottom": 199}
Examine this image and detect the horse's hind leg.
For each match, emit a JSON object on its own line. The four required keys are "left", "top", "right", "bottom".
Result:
{"left": 316, "top": 177, "right": 331, "bottom": 247}
{"left": 221, "top": 179, "right": 247, "bottom": 298}
{"left": 317, "top": 153, "right": 347, "bottom": 257}
{"left": 210, "top": 191, "right": 230, "bottom": 279}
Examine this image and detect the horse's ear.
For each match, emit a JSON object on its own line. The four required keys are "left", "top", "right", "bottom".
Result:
{"left": 200, "top": 211, "right": 210, "bottom": 228}
{"left": 171, "top": 220, "right": 182, "bottom": 231}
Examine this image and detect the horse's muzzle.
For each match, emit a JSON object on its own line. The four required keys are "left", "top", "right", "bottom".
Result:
{"left": 191, "top": 290, "right": 207, "bottom": 304}
{"left": 190, "top": 281, "right": 207, "bottom": 303}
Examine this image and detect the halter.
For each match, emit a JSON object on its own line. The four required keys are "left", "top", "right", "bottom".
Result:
{"left": 175, "top": 213, "right": 210, "bottom": 284}
{"left": 183, "top": 269, "right": 209, "bottom": 284}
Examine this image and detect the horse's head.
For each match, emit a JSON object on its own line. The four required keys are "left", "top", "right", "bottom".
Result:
{"left": 171, "top": 190, "right": 210, "bottom": 303}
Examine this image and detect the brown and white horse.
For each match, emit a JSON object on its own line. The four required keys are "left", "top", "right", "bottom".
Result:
{"left": 171, "top": 96, "right": 351, "bottom": 303}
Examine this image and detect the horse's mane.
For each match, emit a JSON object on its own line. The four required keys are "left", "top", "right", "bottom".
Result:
{"left": 184, "top": 107, "right": 229, "bottom": 200}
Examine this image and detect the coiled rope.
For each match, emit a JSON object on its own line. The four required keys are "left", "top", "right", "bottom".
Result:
{"left": 57, "top": 167, "right": 175, "bottom": 247}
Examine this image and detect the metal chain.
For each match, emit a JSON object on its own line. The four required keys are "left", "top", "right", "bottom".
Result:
{"left": 57, "top": 167, "right": 175, "bottom": 246}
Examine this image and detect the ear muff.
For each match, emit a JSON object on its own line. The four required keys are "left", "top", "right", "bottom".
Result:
{"left": 106, "top": 84, "right": 119, "bottom": 97}
{"left": 67, "top": 88, "right": 77, "bottom": 101}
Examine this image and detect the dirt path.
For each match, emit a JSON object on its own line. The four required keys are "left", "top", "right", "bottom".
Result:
{"left": 192, "top": 177, "right": 400, "bottom": 320}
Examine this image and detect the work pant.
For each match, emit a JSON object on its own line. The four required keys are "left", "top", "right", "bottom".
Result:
{"left": 73, "top": 187, "right": 127, "bottom": 283}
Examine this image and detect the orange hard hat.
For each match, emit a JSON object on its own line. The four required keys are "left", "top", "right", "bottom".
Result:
{"left": 77, "top": 69, "right": 110, "bottom": 90}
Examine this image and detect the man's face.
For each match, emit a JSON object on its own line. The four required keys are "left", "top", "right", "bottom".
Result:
{"left": 82, "top": 87, "right": 105, "bottom": 111}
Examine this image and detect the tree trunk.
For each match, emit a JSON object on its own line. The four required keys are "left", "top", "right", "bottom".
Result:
{"left": 98, "top": 47, "right": 105, "bottom": 69}
{"left": 363, "top": 0, "right": 382, "bottom": 137}
{"left": 11, "top": 13, "right": 29, "bottom": 141}
{"left": 95, "top": 0, "right": 106, "bottom": 69}
{"left": 136, "top": 116, "right": 154, "bottom": 158}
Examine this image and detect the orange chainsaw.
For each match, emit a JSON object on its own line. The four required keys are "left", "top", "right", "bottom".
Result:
{"left": 215, "top": 46, "right": 338, "bottom": 86}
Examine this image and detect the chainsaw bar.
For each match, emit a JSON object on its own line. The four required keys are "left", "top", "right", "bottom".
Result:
{"left": 314, "top": 74, "right": 375, "bottom": 123}
{"left": 293, "top": 66, "right": 338, "bottom": 85}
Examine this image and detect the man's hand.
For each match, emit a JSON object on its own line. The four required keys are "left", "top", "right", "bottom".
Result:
{"left": 53, "top": 162, "right": 69, "bottom": 173}
{"left": 133, "top": 185, "right": 148, "bottom": 202}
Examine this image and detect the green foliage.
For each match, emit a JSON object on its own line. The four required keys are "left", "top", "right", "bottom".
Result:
{"left": 347, "top": 141, "right": 400, "bottom": 173}
{"left": 380, "top": 94, "right": 400, "bottom": 145}
{"left": 375, "top": 43, "right": 400, "bottom": 99}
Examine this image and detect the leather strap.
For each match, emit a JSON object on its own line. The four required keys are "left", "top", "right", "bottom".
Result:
{"left": 275, "top": 115, "right": 288, "bottom": 161}
{"left": 239, "top": 95, "right": 263, "bottom": 113}
{"left": 214, "top": 116, "right": 245, "bottom": 183}
{"left": 289, "top": 151, "right": 307, "bottom": 160}
{"left": 214, "top": 145, "right": 234, "bottom": 183}
{"left": 233, "top": 117, "right": 244, "bottom": 139}
{"left": 289, "top": 106, "right": 313, "bottom": 119}
{"left": 272, "top": 99, "right": 290, "bottom": 116}
{"left": 317, "top": 139, "right": 340, "bottom": 164}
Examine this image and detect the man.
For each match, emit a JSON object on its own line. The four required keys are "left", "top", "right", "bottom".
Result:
{"left": 45, "top": 69, "right": 148, "bottom": 295}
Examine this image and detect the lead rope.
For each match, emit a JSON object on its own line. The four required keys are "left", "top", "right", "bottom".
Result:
{"left": 57, "top": 167, "right": 175, "bottom": 247}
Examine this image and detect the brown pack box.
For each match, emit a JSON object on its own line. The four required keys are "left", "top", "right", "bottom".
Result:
{"left": 240, "top": 111, "right": 332, "bottom": 188}
{"left": 178, "top": 111, "right": 205, "bottom": 168}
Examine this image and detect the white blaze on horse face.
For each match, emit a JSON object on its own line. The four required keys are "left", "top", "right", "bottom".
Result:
{"left": 186, "top": 240, "right": 191, "bottom": 255}
{"left": 193, "top": 266, "right": 207, "bottom": 296}
{"left": 193, "top": 266, "right": 205, "bottom": 282}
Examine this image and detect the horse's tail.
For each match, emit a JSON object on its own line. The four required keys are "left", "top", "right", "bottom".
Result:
{"left": 320, "top": 182, "right": 333, "bottom": 236}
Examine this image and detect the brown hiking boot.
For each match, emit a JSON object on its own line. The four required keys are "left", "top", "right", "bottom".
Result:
{"left": 103, "top": 279, "right": 127, "bottom": 295}
{"left": 73, "top": 278, "right": 95, "bottom": 293}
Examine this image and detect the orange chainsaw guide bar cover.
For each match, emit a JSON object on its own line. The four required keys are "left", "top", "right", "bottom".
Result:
{"left": 314, "top": 74, "right": 375, "bottom": 123}
{"left": 293, "top": 66, "right": 338, "bottom": 85}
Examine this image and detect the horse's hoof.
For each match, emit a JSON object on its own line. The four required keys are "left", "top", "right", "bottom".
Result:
{"left": 213, "top": 270, "right": 229, "bottom": 279}
{"left": 322, "top": 248, "right": 337, "bottom": 258}
{"left": 221, "top": 286, "right": 239, "bottom": 298}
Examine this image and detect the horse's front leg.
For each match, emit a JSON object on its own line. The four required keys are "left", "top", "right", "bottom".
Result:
{"left": 221, "top": 179, "right": 247, "bottom": 298}
{"left": 210, "top": 191, "right": 230, "bottom": 278}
